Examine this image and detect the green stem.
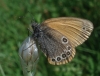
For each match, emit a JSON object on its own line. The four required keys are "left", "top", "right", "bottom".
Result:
{"left": 0, "top": 64, "right": 5, "bottom": 76}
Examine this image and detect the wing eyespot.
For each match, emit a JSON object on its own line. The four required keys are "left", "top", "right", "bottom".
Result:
{"left": 82, "top": 26, "right": 88, "bottom": 31}
{"left": 62, "top": 54, "right": 66, "bottom": 58}
{"left": 67, "top": 51, "right": 70, "bottom": 55}
{"left": 82, "top": 27, "right": 86, "bottom": 30}
{"left": 63, "top": 38, "right": 67, "bottom": 42}
{"left": 67, "top": 45, "right": 71, "bottom": 51}
{"left": 52, "top": 58, "right": 55, "bottom": 62}
{"left": 61, "top": 36, "right": 68, "bottom": 44}
{"left": 56, "top": 56, "right": 61, "bottom": 61}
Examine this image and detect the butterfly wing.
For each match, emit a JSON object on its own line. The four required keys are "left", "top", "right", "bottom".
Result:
{"left": 42, "top": 17, "right": 93, "bottom": 47}
{"left": 37, "top": 27, "right": 75, "bottom": 65}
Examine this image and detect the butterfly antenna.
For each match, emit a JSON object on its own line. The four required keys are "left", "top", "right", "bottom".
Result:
{"left": 31, "top": 18, "right": 35, "bottom": 28}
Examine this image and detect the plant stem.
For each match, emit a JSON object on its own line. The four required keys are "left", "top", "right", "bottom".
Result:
{"left": 0, "top": 64, "right": 5, "bottom": 76}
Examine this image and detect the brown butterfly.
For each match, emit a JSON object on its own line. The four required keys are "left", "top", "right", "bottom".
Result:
{"left": 31, "top": 17, "right": 93, "bottom": 65}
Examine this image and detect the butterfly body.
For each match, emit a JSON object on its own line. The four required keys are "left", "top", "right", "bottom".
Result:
{"left": 31, "top": 17, "right": 93, "bottom": 65}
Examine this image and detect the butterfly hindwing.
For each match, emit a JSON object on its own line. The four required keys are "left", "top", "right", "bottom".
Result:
{"left": 37, "top": 26, "right": 75, "bottom": 65}
{"left": 42, "top": 17, "right": 93, "bottom": 47}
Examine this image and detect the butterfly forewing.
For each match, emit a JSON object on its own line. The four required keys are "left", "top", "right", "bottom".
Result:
{"left": 37, "top": 26, "right": 75, "bottom": 65}
{"left": 42, "top": 17, "right": 93, "bottom": 47}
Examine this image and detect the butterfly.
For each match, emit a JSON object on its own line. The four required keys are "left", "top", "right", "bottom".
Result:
{"left": 31, "top": 17, "right": 93, "bottom": 65}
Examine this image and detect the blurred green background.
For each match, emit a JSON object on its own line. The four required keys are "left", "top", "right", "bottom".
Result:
{"left": 0, "top": 0, "right": 100, "bottom": 76}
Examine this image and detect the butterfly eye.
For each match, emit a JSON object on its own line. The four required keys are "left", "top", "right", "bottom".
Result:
{"left": 62, "top": 54, "right": 66, "bottom": 58}
{"left": 61, "top": 37, "right": 68, "bottom": 44}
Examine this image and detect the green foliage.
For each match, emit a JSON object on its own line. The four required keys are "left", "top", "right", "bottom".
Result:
{"left": 0, "top": 0, "right": 100, "bottom": 76}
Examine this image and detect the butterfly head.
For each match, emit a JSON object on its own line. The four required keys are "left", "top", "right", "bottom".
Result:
{"left": 31, "top": 22, "right": 42, "bottom": 39}
{"left": 31, "top": 22, "right": 39, "bottom": 30}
